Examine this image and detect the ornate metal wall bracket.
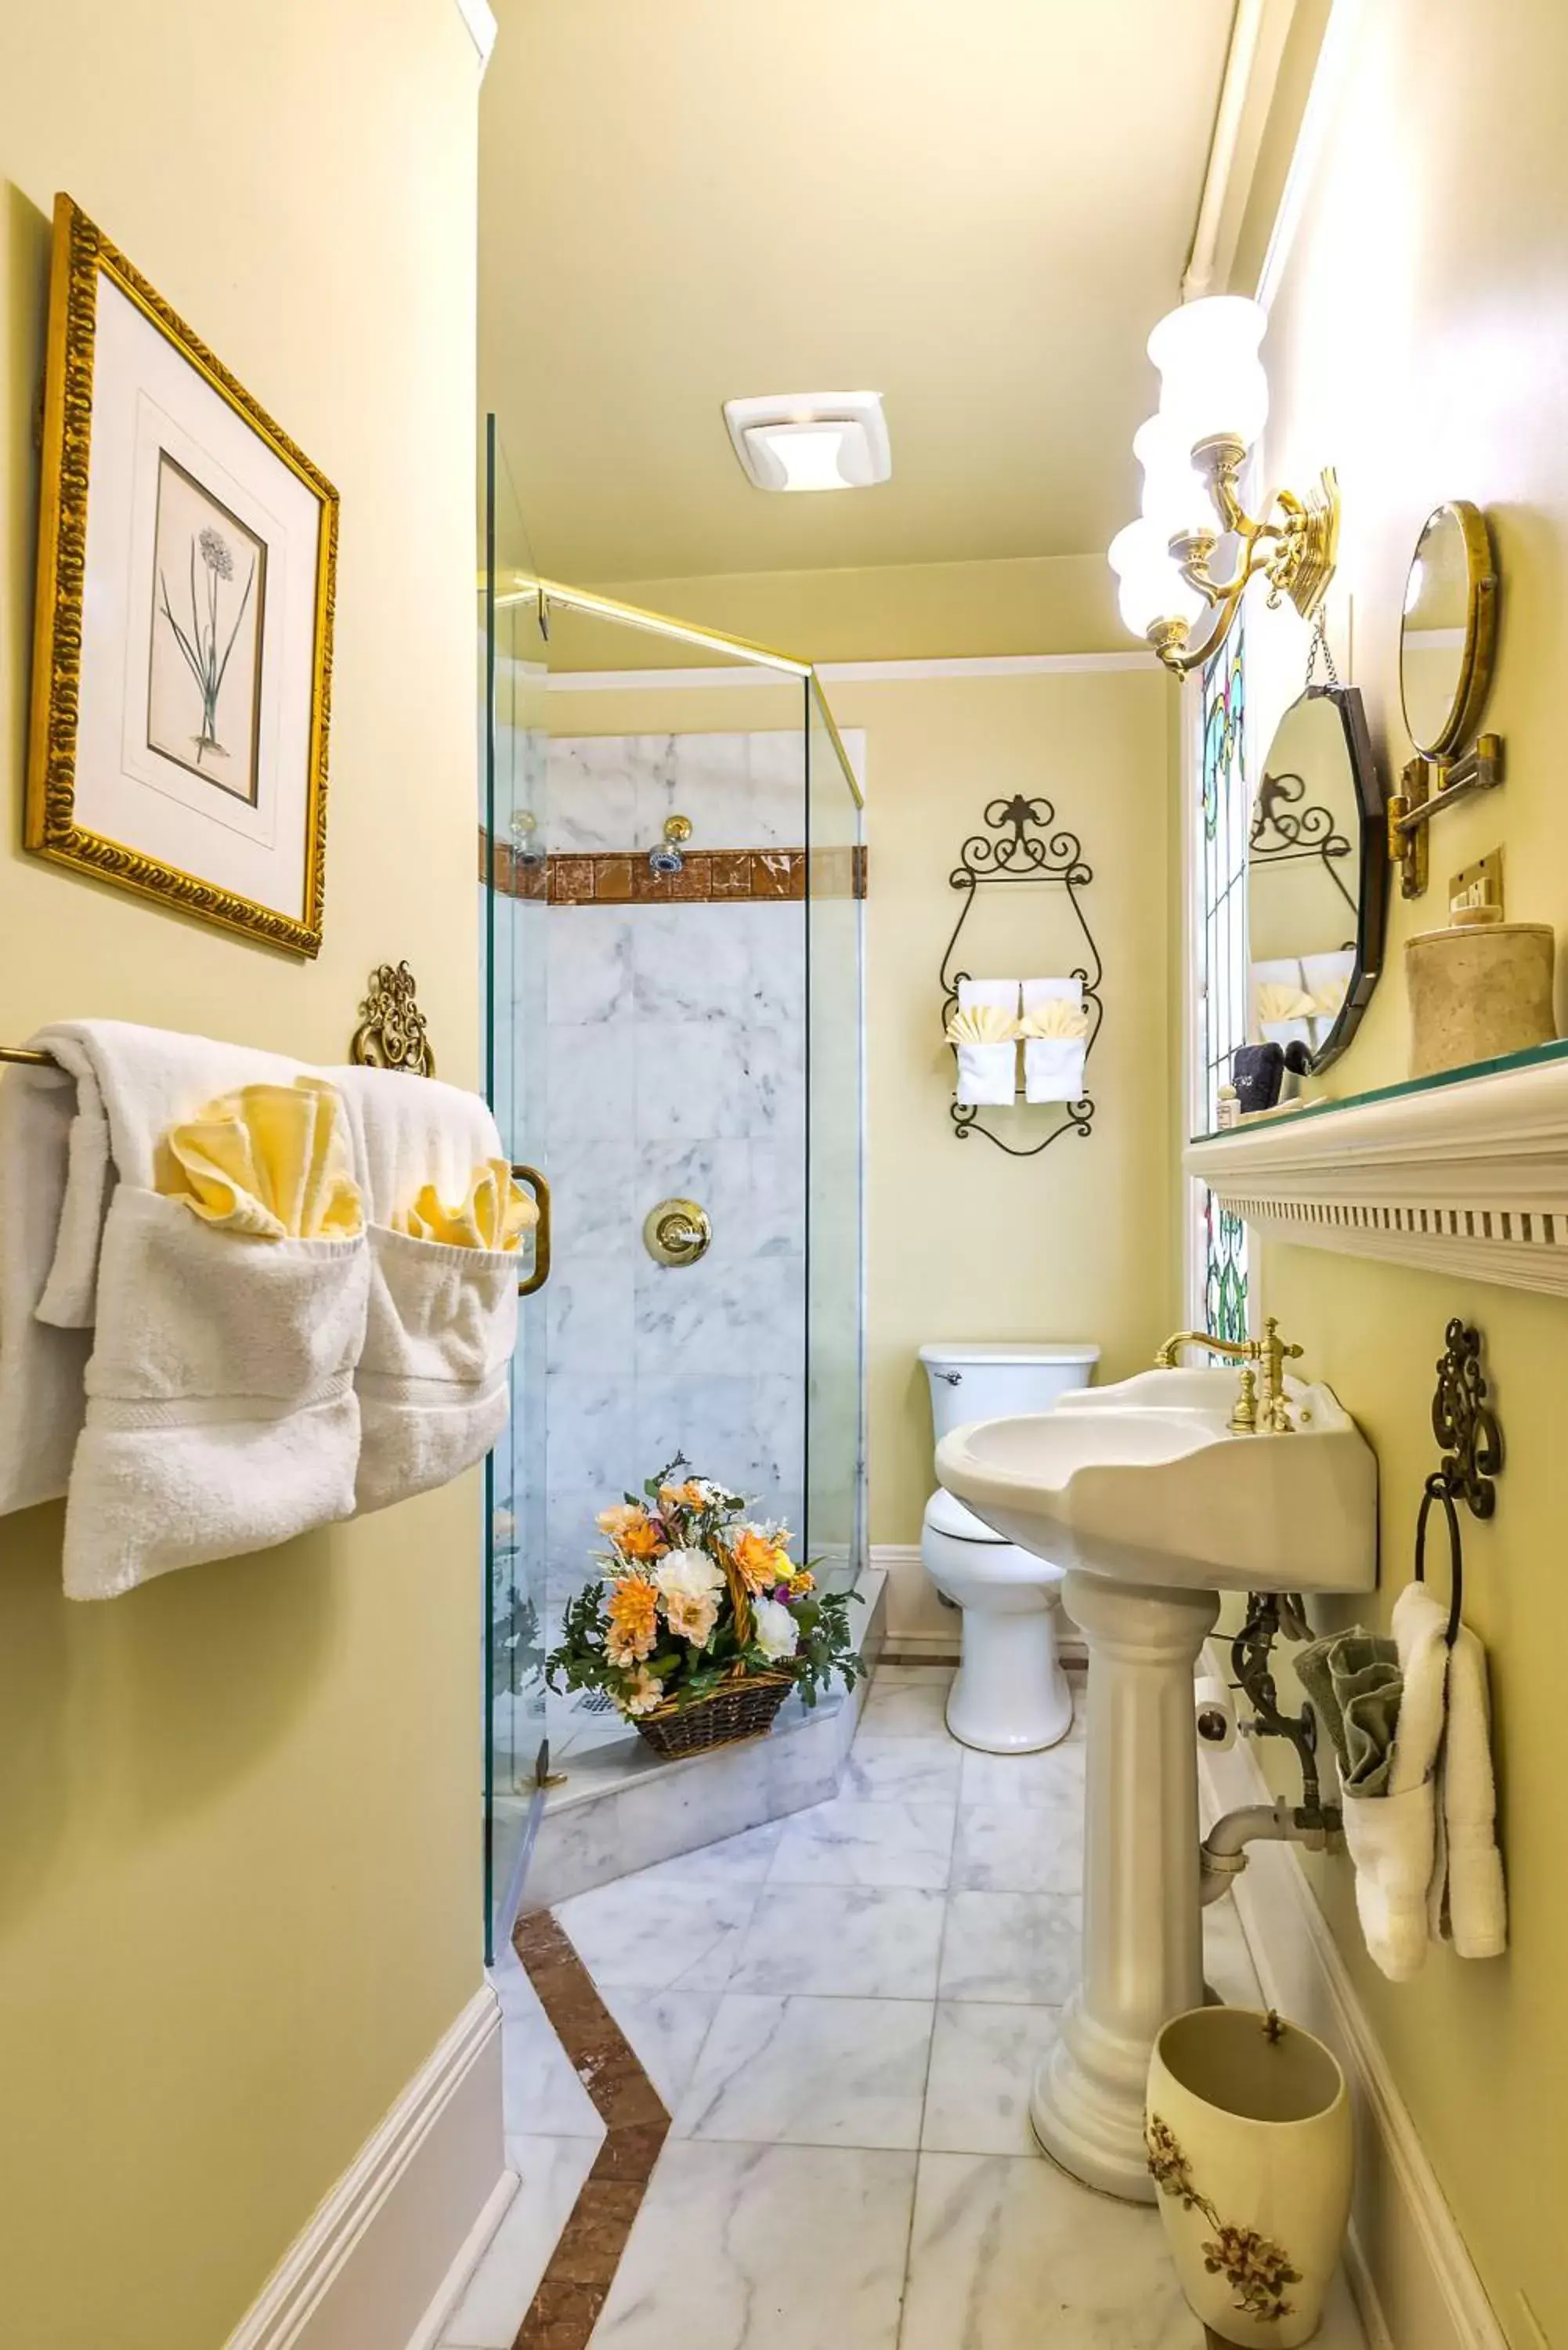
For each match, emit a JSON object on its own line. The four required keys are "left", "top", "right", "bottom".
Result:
{"left": 1230, "top": 1591, "right": 1339, "bottom": 1832}
{"left": 939, "top": 793, "right": 1102, "bottom": 1159}
{"left": 1248, "top": 764, "right": 1357, "bottom": 924}
{"left": 1414, "top": 1318, "right": 1503, "bottom": 1646}
{"left": 350, "top": 960, "right": 435, "bottom": 1076}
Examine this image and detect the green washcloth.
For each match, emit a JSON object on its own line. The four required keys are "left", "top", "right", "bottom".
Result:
{"left": 1295, "top": 1629, "right": 1404, "bottom": 1795}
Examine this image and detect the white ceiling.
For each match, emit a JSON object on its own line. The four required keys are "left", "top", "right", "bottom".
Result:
{"left": 479, "top": 0, "right": 1235, "bottom": 583}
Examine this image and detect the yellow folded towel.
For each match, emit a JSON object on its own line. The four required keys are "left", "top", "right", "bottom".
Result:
{"left": 1017, "top": 1000, "right": 1089, "bottom": 1040}
{"left": 1255, "top": 981, "right": 1317, "bottom": 1024}
{"left": 157, "top": 1076, "right": 364, "bottom": 1242}
{"left": 396, "top": 1157, "right": 537, "bottom": 1253}
{"left": 1310, "top": 974, "right": 1349, "bottom": 1018}
{"left": 945, "top": 1003, "right": 1019, "bottom": 1044}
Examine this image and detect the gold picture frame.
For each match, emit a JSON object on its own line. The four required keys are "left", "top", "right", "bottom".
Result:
{"left": 26, "top": 194, "right": 338, "bottom": 956}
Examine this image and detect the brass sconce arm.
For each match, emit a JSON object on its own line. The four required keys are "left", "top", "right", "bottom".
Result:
{"left": 1148, "top": 440, "right": 1342, "bottom": 677}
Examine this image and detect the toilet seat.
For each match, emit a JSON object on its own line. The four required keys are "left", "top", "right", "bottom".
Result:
{"left": 923, "top": 1485, "right": 1006, "bottom": 1546}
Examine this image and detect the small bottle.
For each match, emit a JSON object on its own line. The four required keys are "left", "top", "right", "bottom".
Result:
{"left": 1216, "top": 1084, "right": 1241, "bottom": 1131}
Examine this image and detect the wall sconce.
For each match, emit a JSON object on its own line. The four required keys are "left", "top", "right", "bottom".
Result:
{"left": 1107, "top": 296, "right": 1340, "bottom": 674}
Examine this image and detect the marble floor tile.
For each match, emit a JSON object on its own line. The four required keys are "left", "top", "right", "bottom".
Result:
{"left": 920, "top": 2000, "right": 1062, "bottom": 2156}
{"left": 439, "top": 2132, "right": 602, "bottom": 2348}
{"left": 938, "top": 1890, "right": 1082, "bottom": 2005}
{"left": 1201, "top": 1895, "right": 1265, "bottom": 2009}
{"left": 951, "top": 1796, "right": 1082, "bottom": 1896}
{"left": 898, "top": 2150, "right": 1203, "bottom": 2350}
{"left": 553, "top": 1878, "right": 760, "bottom": 1992}
{"left": 594, "top": 1984, "right": 723, "bottom": 2113}
{"left": 494, "top": 1957, "right": 605, "bottom": 2139}
{"left": 839, "top": 1734, "right": 962, "bottom": 1807}
{"left": 730, "top": 1885, "right": 946, "bottom": 1999}
{"left": 957, "top": 1737, "right": 1086, "bottom": 1809}
{"left": 671, "top": 1994, "right": 934, "bottom": 2149}
{"left": 590, "top": 2140, "right": 915, "bottom": 2350}
{"left": 767, "top": 1796, "right": 956, "bottom": 1890}
{"left": 856, "top": 1676, "right": 954, "bottom": 1738}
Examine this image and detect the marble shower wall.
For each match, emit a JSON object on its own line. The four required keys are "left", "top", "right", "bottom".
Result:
{"left": 540, "top": 732, "right": 809, "bottom": 1624}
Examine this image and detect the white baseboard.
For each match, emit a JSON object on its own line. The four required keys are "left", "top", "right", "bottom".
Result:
{"left": 226, "top": 1986, "right": 514, "bottom": 2350}
{"left": 869, "top": 1542, "right": 1087, "bottom": 1667}
{"left": 1197, "top": 1650, "right": 1506, "bottom": 2350}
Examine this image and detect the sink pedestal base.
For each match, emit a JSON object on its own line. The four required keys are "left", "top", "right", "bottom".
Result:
{"left": 1031, "top": 1569, "right": 1220, "bottom": 2203}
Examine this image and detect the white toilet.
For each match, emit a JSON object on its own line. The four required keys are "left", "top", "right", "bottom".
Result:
{"left": 920, "top": 1341, "right": 1100, "bottom": 1752}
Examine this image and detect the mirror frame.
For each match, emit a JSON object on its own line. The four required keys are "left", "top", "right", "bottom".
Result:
{"left": 1249, "top": 682, "right": 1386, "bottom": 1074}
{"left": 1399, "top": 501, "right": 1498, "bottom": 760}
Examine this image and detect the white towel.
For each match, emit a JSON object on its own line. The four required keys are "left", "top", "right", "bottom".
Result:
{"left": 1430, "top": 1618, "right": 1508, "bottom": 1959}
{"left": 1341, "top": 1582, "right": 1451, "bottom": 1980}
{"left": 328, "top": 1066, "right": 519, "bottom": 1516}
{"left": 1021, "top": 977, "right": 1081, "bottom": 1014}
{"left": 0, "top": 1022, "right": 368, "bottom": 1596}
{"left": 957, "top": 978, "right": 1021, "bottom": 1018}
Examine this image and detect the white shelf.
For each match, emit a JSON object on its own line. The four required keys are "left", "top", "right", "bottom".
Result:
{"left": 1185, "top": 1040, "right": 1568, "bottom": 1293}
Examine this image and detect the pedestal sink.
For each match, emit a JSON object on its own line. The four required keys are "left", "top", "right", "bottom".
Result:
{"left": 936, "top": 1366, "right": 1376, "bottom": 2202}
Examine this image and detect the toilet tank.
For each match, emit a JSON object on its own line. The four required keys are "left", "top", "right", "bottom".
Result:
{"left": 919, "top": 1341, "right": 1100, "bottom": 1443}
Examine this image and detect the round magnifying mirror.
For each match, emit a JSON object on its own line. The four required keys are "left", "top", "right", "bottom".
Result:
{"left": 1399, "top": 501, "right": 1498, "bottom": 759}
{"left": 1248, "top": 685, "right": 1386, "bottom": 1074}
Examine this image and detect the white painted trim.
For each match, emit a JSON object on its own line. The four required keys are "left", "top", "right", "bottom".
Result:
{"left": 1186, "top": 1047, "right": 1568, "bottom": 1296}
{"left": 225, "top": 1987, "right": 511, "bottom": 2350}
{"left": 452, "top": 0, "right": 497, "bottom": 70}
{"left": 544, "top": 650, "right": 1158, "bottom": 693}
{"left": 1198, "top": 1667, "right": 1506, "bottom": 2350}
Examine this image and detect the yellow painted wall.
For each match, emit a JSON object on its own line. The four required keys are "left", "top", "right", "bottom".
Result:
{"left": 0, "top": 8, "right": 483, "bottom": 2345}
{"left": 540, "top": 657, "right": 1179, "bottom": 1549}
{"left": 1219, "top": 3, "right": 1568, "bottom": 2338}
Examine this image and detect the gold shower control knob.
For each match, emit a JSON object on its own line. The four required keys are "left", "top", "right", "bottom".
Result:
{"left": 643, "top": 1196, "right": 712, "bottom": 1267}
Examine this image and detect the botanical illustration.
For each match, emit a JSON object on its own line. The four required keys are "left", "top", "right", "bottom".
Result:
{"left": 148, "top": 452, "right": 266, "bottom": 801}
{"left": 1146, "top": 2112, "right": 1302, "bottom": 2324}
{"left": 547, "top": 1455, "right": 862, "bottom": 1725}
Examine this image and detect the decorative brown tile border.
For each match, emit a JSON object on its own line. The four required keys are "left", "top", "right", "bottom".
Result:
{"left": 510, "top": 1909, "right": 670, "bottom": 2350}
{"left": 478, "top": 832, "right": 866, "bottom": 905}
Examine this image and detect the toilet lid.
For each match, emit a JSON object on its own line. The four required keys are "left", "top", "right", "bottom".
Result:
{"left": 923, "top": 1486, "right": 1008, "bottom": 1544}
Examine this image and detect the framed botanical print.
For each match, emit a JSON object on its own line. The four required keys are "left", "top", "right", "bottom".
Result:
{"left": 26, "top": 195, "right": 338, "bottom": 956}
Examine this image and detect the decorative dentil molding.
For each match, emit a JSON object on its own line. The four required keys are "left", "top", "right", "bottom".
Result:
{"left": 1186, "top": 1044, "right": 1568, "bottom": 1295}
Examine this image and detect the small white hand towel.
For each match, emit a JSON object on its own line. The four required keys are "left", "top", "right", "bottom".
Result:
{"left": 957, "top": 978, "right": 1021, "bottom": 1018}
{"left": 0, "top": 1022, "right": 368, "bottom": 1597}
{"left": 1429, "top": 1618, "right": 1508, "bottom": 1959}
{"left": 1341, "top": 1582, "right": 1450, "bottom": 1979}
{"left": 1021, "top": 977, "right": 1082, "bottom": 1013}
{"left": 328, "top": 1066, "right": 519, "bottom": 1516}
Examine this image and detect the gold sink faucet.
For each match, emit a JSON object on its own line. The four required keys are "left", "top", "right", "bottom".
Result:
{"left": 1154, "top": 1316, "right": 1304, "bottom": 1434}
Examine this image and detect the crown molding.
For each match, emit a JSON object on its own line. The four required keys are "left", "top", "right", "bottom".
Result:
{"left": 543, "top": 650, "right": 1158, "bottom": 692}
{"left": 453, "top": 0, "right": 497, "bottom": 71}
{"left": 1186, "top": 1043, "right": 1568, "bottom": 1294}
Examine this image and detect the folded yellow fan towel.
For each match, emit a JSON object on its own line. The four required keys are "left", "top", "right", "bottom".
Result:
{"left": 1255, "top": 982, "right": 1317, "bottom": 1024}
{"left": 945, "top": 1003, "right": 1019, "bottom": 1044}
{"left": 157, "top": 1076, "right": 364, "bottom": 1241}
{"left": 397, "top": 1157, "right": 537, "bottom": 1253}
{"left": 1017, "top": 1000, "right": 1089, "bottom": 1040}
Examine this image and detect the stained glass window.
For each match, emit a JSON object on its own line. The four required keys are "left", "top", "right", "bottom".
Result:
{"left": 1193, "top": 616, "right": 1250, "bottom": 1343}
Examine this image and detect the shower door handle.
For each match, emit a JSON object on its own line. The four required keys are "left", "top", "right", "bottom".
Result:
{"left": 512, "top": 1163, "right": 552, "bottom": 1295}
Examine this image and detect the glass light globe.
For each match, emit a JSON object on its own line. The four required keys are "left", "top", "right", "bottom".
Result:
{"left": 1133, "top": 414, "right": 1212, "bottom": 542}
{"left": 1147, "top": 295, "right": 1269, "bottom": 455}
{"left": 1107, "top": 519, "right": 1204, "bottom": 640}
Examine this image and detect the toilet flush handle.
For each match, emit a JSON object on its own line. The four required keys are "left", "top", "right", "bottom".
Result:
{"left": 935, "top": 1369, "right": 963, "bottom": 1385}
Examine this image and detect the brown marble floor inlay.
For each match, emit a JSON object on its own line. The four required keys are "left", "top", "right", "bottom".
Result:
{"left": 510, "top": 1909, "right": 670, "bottom": 2350}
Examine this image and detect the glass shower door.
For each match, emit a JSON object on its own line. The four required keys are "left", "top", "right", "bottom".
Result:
{"left": 481, "top": 419, "right": 550, "bottom": 1961}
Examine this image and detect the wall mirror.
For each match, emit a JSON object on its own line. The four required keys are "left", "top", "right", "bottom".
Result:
{"left": 1247, "top": 684, "right": 1386, "bottom": 1072}
{"left": 1400, "top": 501, "right": 1498, "bottom": 759}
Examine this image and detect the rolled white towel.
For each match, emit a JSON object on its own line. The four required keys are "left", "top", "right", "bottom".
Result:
{"left": 957, "top": 978, "right": 1021, "bottom": 1018}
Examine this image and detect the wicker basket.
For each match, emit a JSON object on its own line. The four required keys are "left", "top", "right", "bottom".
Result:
{"left": 632, "top": 1670, "right": 795, "bottom": 1761}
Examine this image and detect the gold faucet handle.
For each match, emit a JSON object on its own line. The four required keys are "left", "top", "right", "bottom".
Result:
{"left": 1228, "top": 1365, "right": 1259, "bottom": 1436}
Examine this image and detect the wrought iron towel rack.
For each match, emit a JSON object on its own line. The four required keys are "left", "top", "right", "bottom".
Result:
{"left": 1414, "top": 1318, "right": 1502, "bottom": 1647}
{"left": 938, "top": 791, "right": 1102, "bottom": 1159}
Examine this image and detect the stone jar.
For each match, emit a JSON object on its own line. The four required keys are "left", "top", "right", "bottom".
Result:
{"left": 1406, "top": 920, "right": 1555, "bottom": 1078}
{"left": 1146, "top": 2005, "right": 1352, "bottom": 2347}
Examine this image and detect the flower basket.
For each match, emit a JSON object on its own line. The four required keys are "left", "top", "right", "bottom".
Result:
{"left": 632, "top": 1668, "right": 796, "bottom": 1760}
{"left": 544, "top": 1455, "right": 864, "bottom": 1750}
